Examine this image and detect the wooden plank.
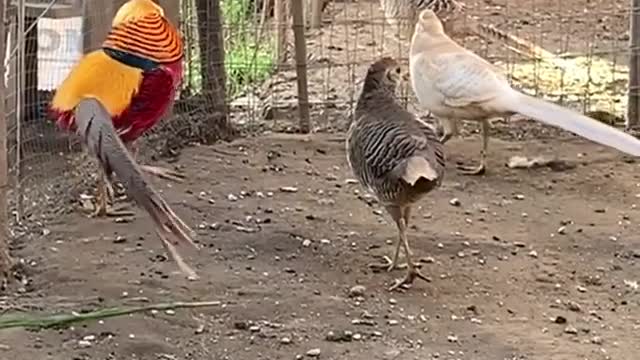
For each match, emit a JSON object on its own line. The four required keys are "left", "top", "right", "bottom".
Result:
{"left": 290, "top": 0, "right": 310, "bottom": 133}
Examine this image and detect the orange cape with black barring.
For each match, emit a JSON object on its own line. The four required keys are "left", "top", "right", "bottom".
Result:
{"left": 49, "top": 12, "right": 183, "bottom": 143}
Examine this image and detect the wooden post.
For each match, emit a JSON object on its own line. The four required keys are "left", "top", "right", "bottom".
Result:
{"left": 309, "top": 0, "right": 322, "bottom": 28}
{"left": 23, "top": 16, "right": 38, "bottom": 124}
{"left": 627, "top": 0, "right": 640, "bottom": 130}
{"left": 159, "top": 0, "right": 180, "bottom": 26}
{"left": 274, "top": 0, "right": 288, "bottom": 65}
{"left": 83, "top": 0, "right": 125, "bottom": 52}
{"left": 290, "top": 0, "right": 310, "bottom": 133}
{"left": 0, "top": 0, "right": 15, "bottom": 279}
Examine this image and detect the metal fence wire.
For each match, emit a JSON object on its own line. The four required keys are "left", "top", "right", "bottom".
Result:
{"left": 3, "top": 0, "right": 635, "bottom": 225}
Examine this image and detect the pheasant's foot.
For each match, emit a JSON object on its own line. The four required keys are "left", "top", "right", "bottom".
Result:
{"left": 141, "top": 165, "right": 185, "bottom": 182}
{"left": 388, "top": 266, "right": 432, "bottom": 291}
{"left": 368, "top": 256, "right": 422, "bottom": 272}
{"left": 456, "top": 162, "right": 486, "bottom": 176}
{"left": 88, "top": 202, "right": 135, "bottom": 218}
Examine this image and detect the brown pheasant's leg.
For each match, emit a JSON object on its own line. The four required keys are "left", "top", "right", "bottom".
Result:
{"left": 389, "top": 207, "right": 431, "bottom": 291}
{"left": 369, "top": 206, "right": 421, "bottom": 272}
{"left": 87, "top": 172, "right": 133, "bottom": 217}
{"left": 369, "top": 205, "right": 404, "bottom": 272}
{"left": 457, "top": 119, "right": 489, "bottom": 175}
{"left": 127, "top": 141, "right": 185, "bottom": 182}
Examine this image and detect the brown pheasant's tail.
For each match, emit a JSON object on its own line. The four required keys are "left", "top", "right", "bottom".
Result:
{"left": 74, "top": 98, "right": 199, "bottom": 279}
{"left": 470, "top": 20, "right": 566, "bottom": 70}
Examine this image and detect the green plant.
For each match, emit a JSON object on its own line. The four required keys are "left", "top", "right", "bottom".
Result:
{"left": 221, "top": 0, "right": 275, "bottom": 97}
{"left": 181, "top": 0, "right": 275, "bottom": 97}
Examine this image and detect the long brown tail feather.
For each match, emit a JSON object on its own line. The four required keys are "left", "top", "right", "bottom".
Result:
{"left": 470, "top": 20, "right": 566, "bottom": 70}
{"left": 74, "top": 98, "right": 199, "bottom": 279}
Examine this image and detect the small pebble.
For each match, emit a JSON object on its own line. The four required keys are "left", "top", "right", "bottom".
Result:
{"left": 306, "top": 348, "right": 321, "bottom": 357}
{"left": 564, "top": 326, "right": 578, "bottom": 335}
{"left": 77, "top": 340, "right": 92, "bottom": 348}
{"left": 280, "top": 337, "right": 292, "bottom": 344}
{"left": 280, "top": 186, "right": 299, "bottom": 193}
{"left": 302, "top": 239, "right": 312, "bottom": 247}
{"left": 449, "top": 198, "right": 461, "bottom": 206}
{"left": 349, "top": 285, "right": 366, "bottom": 298}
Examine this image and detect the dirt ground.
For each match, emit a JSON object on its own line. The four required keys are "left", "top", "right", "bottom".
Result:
{"left": 2, "top": 0, "right": 640, "bottom": 359}
{"left": 2, "top": 127, "right": 640, "bottom": 360}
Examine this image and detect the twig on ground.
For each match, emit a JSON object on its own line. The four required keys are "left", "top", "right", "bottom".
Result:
{"left": 0, "top": 300, "right": 222, "bottom": 330}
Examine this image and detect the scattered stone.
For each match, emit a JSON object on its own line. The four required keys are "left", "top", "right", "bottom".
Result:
{"left": 77, "top": 340, "right": 92, "bottom": 348}
{"left": 387, "top": 319, "right": 399, "bottom": 326}
{"left": 280, "top": 337, "right": 292, "bottom": 344}
{"left": 302, "top": 239, "right": 312, "bottom": 247}
{"left": 528, "top": 250, "right": 538, "bottom": 258}
{"left": 447, "top": 335, "right": 459, "bottom": 343}
{"left": 564, "top": 326, "right": 578, "bottom": 335}
{"left": 449, "top": 198, "right": 461, "bottom": 206}
{"left": 514, "top": 194, "right": 525, "bottom": 200}
{"left": 557, "top": 226, "right": 566, "bottom": 235}
{"left": 306, "top": 348, "right": 321, "bottom": 357}
{"left": 326, "top": 330, "right": 353, "bottom": 342}
{"left": 113, "top": 236, "right": 126, "bottom": 244}
{"left": 227, "top": 194, "right": 238, "bottom": 201}
{"left": 591, "top": 336, "right": 603, "bottom": 345}
{"left": 554, "top": 316, "right": 567, "bottom": 324}
{"left": 249, "top": 325, "right": 261, "bottom": 332}
{"left": 349, "top": 285, "right": 366, "bottom": 298}
{"left": 280, "top": 186, "right": 299, "bottom": 193}
{"left": 565, "top": 301, "right": 582, "bottom": 312}
{"left": 577, "top": 286, "right": 587, "bottom": 293}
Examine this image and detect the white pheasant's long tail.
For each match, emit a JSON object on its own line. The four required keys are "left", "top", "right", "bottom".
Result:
{"left": 508, "top": 92, "right": 640, "bottom": 157}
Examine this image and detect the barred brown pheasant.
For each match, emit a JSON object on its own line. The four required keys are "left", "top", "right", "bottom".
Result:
{"left": 347, "top": 57, "right": 445, "bottom": 291}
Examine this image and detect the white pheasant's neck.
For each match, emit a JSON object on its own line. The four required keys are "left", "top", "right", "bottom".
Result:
{"left": 410, "top": 26, "right": 449, "bottom": 57}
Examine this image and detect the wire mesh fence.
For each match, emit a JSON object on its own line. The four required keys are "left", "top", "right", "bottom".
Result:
{"left": 2, "top": 0, "right": 635, "bottom": 226}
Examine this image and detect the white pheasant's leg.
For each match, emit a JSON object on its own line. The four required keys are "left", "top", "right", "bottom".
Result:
{"left": 438, "top": 118, "right": 458, "bottom": 144}
{"left": 458, "top": 119, "right": 490, "bottom": 175}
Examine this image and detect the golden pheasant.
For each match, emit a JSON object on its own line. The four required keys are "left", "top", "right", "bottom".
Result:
{"left": 50, "top": 0, "right": 185, "bottom": 217}
{"left": 49, "top": 0, "right": 199, "bottom": 278}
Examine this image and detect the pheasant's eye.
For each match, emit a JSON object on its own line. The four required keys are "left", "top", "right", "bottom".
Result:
{"left": 395, "top": 67, "right": 401, "bottom": 74}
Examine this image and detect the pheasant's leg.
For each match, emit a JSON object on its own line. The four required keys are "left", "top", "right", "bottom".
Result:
{"left": 458, "top": 119, "right": 489, "bottom": 175}
{"left": 389, "top": 211, "right": 431, "bottom": 291}
{"left": 369, "top": 206, "right": 403, "bottom": 271}
{"left": 369, "top": 206, "right": 421, "bottom": 272}
{"left": 127, "top": 140, "right": 186, "bottom": 183}
{"left": 140, "top": 165, "right": 186, "bottom": 182}
{"left": 88, "top": 172, "right": 133, "bottom": 217}
{"left": 438, "top": 118, "right": 458, "bottom": 144}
